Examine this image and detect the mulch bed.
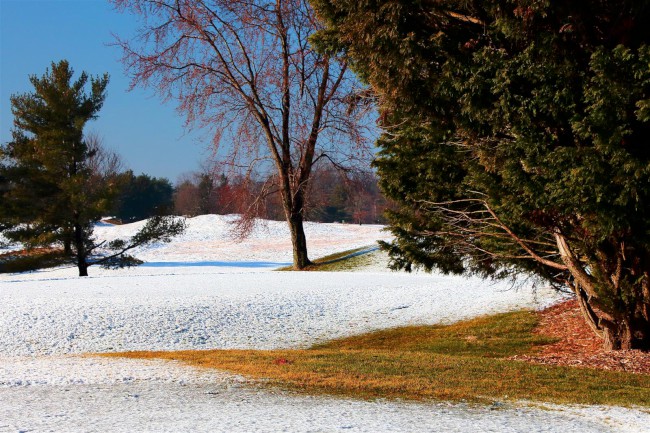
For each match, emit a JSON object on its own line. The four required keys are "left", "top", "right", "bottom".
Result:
{"left": 512, "top": 299, "right": 650, "bottom": 375}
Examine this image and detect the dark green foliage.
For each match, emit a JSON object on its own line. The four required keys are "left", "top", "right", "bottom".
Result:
{"left": 196, "top": 174, "right": 216, "bottom": 215}
{"left": 114, "top": 171, "right": 174, "bottom": 222}
{"left": 312, "top": 0, "right": 650, "bottom": 349}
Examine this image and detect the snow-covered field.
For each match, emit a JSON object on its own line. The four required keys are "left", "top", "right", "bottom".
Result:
{"left": 0, "top": 215, "right": 648, "bottom": 432}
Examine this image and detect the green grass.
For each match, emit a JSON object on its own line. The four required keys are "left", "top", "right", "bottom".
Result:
{"left": 314, "top": 310, "right": 556, "bottom": 358}
{"left": 104, "top": 310, "right": 650, "bottom": 406}
{"left": 276, "top": 246, "right": 379, "bottom": 271}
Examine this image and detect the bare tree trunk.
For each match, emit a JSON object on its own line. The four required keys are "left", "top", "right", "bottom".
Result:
{"left": 289, "top": 212, "right": 311, "bottom": 270}
{"left": 282, "top": 183, "right": 312, "bottom": 269}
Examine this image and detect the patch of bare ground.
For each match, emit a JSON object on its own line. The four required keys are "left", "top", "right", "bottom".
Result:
{"left": 512, "top": 299, "right": 650, "bottom": 374}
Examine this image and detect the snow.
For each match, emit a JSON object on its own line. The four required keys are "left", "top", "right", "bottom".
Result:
{"left": 0, "top": 271, "right": 561, "bottom": 356}
{"left": 1, "top": 365, "right": 645, "bottom": 433}
{"left": 90, "top": 214, "right": 391, "bottom": 269}
{"left": 0, "top": 215, "right": 648, "bottom": 432}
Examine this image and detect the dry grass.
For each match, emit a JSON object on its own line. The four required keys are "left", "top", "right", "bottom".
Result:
{"left": 276, "top": 246, "right": 377, "bottom": 271}
{"left": 103, "top": 310, "right": 650, "bottom": 406}
{"left": 0, "top": 247, "right": 67, "bottom": 273}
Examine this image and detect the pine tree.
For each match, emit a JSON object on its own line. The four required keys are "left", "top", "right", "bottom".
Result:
{"left": 1, "top": 60, "right": 110, "bottom": 275}
{"left": 113, "top": 171, "right": 174, "bottom": 222}
{"left": 312, "top": 1, "right": 650, "bottom": 350}
{"left": 1, "top": 60, "right": 185, "bottom": 276}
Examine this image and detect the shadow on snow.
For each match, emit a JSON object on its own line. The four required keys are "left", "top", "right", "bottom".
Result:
{"left": 140, "top": 261, "right": 290, "bottom": 268}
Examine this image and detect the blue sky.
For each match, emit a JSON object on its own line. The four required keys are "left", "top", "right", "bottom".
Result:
{"left": 1, "top": 0, "right": 208, "bottom": 181}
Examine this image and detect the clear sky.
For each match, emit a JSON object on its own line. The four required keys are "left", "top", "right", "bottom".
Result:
{"left": 1, "top": 0, "right": 209, "bottom": 182}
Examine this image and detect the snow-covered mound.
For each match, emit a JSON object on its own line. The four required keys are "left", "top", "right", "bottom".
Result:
{"left": 91, "top": 214, "right": 391, "bottom": 269}
{"left": 0, "top": 214, "right": 564, "bottom": 357}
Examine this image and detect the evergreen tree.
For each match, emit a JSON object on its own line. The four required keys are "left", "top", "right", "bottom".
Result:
{"left": 1, "top": 61, "right": 185, "bottom": 276}
{"left": 2, "top": 60, "right": 111, "bottom": 275}
{"left": 113, "top": 171, "right": 174, "bottom": 222}
{"left": 196, "top": 174, "right": 215, "bottom": 215}
{"left": 312, "top": 1, "right": 650, "bottom": 350}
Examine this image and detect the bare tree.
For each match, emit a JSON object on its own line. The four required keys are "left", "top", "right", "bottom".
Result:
{"left": 57, "top": 132, "right": 125, "bottom": 254}
{"left": 85, "top": 132, "right": 125, "bottom": 181}
{"left": 174, "top": 173, "right": 201, "bottom": 216}
{"left": 111, "top": 0, "right": 372, "bottom": 269}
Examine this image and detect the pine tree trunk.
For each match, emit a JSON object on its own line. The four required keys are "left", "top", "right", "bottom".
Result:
{"left": 73, "top": 219, "right": 88, "bottom": 277}
{"left": 77, "top": 256, "right": 89, "bottom": 277}
{"left": 602, "top": 321, "right": 631, "bottom": 351}
{"left": 573, "top": 287, "right": 650, "bottom": 350}
{"left": 556, "top": 234, "right": 650, "bottom": 351}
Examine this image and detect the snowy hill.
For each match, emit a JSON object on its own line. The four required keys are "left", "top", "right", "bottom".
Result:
{"left": 91, "top": 214, "right": 391, "bottom": 271}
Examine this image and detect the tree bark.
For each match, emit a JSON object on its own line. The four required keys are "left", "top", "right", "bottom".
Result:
{"left": 571, "top": 281, "right": 650, "bottom": 350}
{"left": 282, "top": 181, "right": 312, "bottom": 270}
{"left": 289, "top": 212, "right": 311, "bottom": 270}
{"left": 556, "top": 234, "right": 650, "bottom": 350}
{"left": 601, "top": 318, "right": 650, "bottom": 351}
{"left": 77, "top": 258, "right": 89, "bottom": 277}
{"left": 73, "top": 219, "right": 88, "bottom": 277}
{"left": 602, "top": 321, "right": 630, "bottom": 351}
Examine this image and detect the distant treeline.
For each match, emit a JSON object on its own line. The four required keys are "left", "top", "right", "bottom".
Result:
{"left": 109, "top": 167, "right": 389, "bottom": 225}
{"left": 174, "top": 166, "right": 390, "bottom": 224}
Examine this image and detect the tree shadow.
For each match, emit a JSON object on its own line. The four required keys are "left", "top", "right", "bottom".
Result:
{"left": 140, "top": 261, "right": 290, "bottom": 269}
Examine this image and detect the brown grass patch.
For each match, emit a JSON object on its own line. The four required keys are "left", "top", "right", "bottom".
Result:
{"left": 0, "top": 247, "right": 61, "bottom": 259}
{"left": 0, "top": 247, "right": 67, "bottom": 273}
{"left": 103, "top": 309, "right": 650, "bottom": 406}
